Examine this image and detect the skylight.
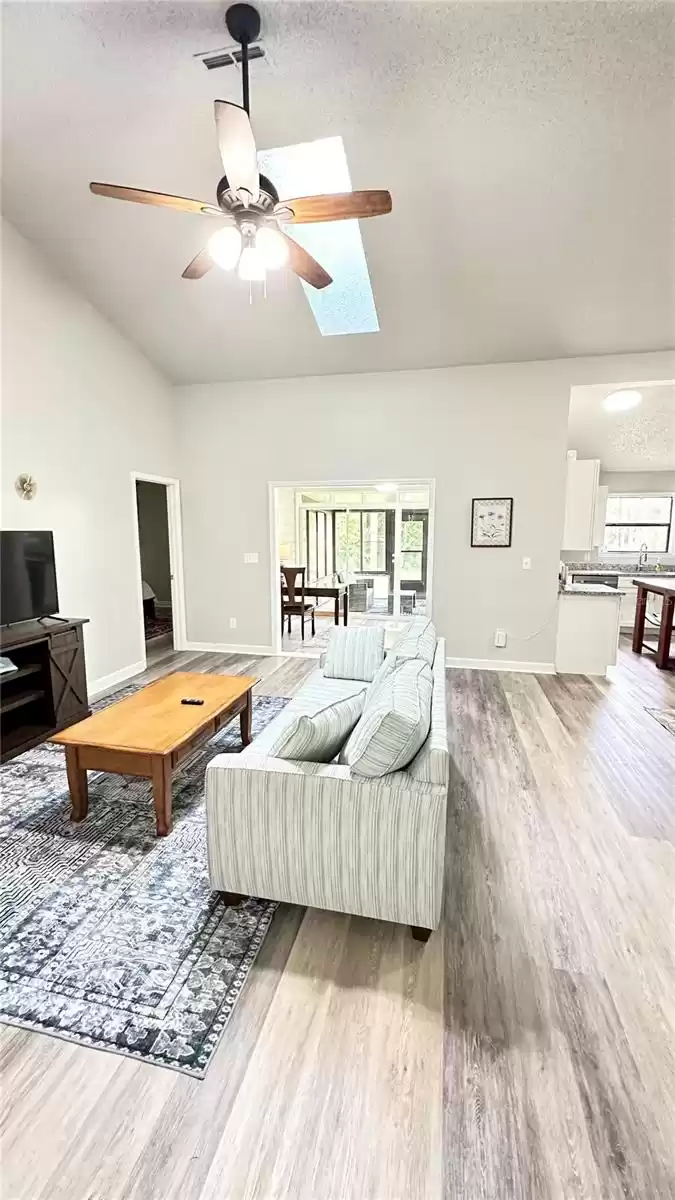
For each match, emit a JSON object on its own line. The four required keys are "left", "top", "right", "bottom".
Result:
{"left": 257, "top": 136, "right": 380, "bottom": 337}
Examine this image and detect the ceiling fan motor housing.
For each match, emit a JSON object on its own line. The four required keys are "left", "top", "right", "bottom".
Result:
{"left": 225, "top": 4, "right": 261, "bottom": 46}
{"left": 216, "top": 172, "right": 279, "bottom": 213}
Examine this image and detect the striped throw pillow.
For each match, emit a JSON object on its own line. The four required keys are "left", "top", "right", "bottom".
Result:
{"left": 339, "top": 658, "right": 433, "bottom": 777}
{"left": 269, "top": 690, "right": 366, "bottom": 763}
{"left": 322, "top": 626, "right": 385, "bottom": 682}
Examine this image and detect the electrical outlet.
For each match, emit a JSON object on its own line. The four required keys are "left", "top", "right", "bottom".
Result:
{"left": 229, "top": 617, "right": 237, "bottom": 629}
{"left": 522, "top": 556, "right": 531, "bottom": 570}
{"left": 494, "top": 630, "right": 507, "bottom": 648}
{"left": 243, "top": 552, "right": 259, "bottom": 564}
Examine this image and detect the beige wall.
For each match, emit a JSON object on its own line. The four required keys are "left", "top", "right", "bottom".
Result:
{"left": 174, "top": 351, "right": 674, "bottom": 665}
{"left": 1, "top": 221, "right": 176, "bottom": 692}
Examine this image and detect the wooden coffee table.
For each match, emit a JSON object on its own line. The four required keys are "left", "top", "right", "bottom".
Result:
{"left": 52, "top": 672, "right": 257, "bottom": 836}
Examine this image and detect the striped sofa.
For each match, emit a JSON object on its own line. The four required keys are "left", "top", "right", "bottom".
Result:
{"left": 205, "top": 638, "right": 448, "bottom": 935}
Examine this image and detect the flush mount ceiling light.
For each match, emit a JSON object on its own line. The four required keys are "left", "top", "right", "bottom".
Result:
{"left": 603, "top": 389, "right": 643, "bottom": 412}
{"left": 88, "top": 3, "right": 392, "bottom": 294}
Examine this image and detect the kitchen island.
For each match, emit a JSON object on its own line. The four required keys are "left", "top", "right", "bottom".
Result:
{"left": 632, "top": 576, "right": 675, "bottom": 669}
{"left": 556, "top": 583, "right": 624, "bottom": 675}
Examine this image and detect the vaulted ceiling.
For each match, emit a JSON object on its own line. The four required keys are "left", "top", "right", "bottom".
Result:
{"left": 2, "top": 1, "right": 673, "bottom": 383}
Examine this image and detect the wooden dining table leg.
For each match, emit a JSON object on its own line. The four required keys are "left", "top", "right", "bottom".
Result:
{"left": 343, "top": 590, "right": 349, "bottom": 625}
{"left": 151, "top": 754, "right": 173, "bottom": 837}
{"left": 632, "top": 584, "right": 647, "bottom": 654}
{"left": 65, "top": 745, "right": 88, "bottom": 823}
{"left": 334, "top": 594, "right": 339, "bottom": 625}
{"left": 656, "top": 594, "right": 674, "bottom": 669}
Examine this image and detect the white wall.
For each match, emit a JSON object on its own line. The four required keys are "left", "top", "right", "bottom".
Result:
{"left": 174, "top": 351, "right": 674, "bottom": 666}
{"left": 599, "top": 470, "right": 675, "bottom": 494}
{"left": 276, "top": 488, "right": 297, "bottom": 564}
{"left": 1, "top": 220, "right": 176, "bottom": 692}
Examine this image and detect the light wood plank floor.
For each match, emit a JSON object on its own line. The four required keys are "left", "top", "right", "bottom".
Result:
{"left": 2, "top": 643, "right": 674, "bottom": 1199}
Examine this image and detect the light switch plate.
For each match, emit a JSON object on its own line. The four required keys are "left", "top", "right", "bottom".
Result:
{"left": 522, "top": 557, "right": 531, "bottom": 570}
{"left": 229, "top": 617, "right": 237, "bottom": 629}
{"left": 494, "top": 630, "right": 507, "bottom": 648}
{"left": 244, "top": 552, "right": 259, "bottom": 564}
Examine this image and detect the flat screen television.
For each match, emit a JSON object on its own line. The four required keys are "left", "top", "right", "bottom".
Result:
{"left": 1, "top": 531, "right": 59, "bottom": 625}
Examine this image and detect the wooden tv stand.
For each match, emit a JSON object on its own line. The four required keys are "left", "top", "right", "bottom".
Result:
{"left": 0, "top": 618, "right": 90, "bottom": 763}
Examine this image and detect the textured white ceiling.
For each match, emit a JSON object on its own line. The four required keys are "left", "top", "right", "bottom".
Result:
{"left": 568, "top": 381, "right": 675, "bottom": 472}
{"left": 2, "top": 1, "right": 673, "bottom": 384}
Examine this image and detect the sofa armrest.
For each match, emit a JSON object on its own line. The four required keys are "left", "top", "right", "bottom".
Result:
{"left": 205, "top": 753, "right": 447, "bottom": 928}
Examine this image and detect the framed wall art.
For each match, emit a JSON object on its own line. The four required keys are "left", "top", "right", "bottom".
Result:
{"left": 471, "top": 497, "right": 513, "bottom": 547}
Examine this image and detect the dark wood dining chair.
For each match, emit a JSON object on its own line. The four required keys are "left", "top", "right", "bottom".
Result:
{"left": 280, "top": 566, "right": 316, "bottom": 640}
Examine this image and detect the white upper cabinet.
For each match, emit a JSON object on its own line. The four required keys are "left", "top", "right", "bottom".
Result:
{"left": 562, "top": 453, "right": 602, "bottom": 550}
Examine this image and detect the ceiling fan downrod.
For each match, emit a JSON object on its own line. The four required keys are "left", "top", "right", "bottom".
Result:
{"left": 225, "top": 3, "right": 261, "bottom": 116}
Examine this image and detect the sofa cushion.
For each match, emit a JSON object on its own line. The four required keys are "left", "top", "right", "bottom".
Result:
{"left": 322, "top": 626, "right": 385, "bottom": 682}
{"left": 406, "top": 642, "right": 449, "bottom": 785}
{"left": 389, "top": 617, "right": 437, "bottom": 666}
{"left": 268, "top": 690, "right": 366, "bottom": 763}
{"left": 339, "top": 658, "right": 433, "bottom": 777}
{"left": 247, "top": 671, "right": 367, "bottom": 758}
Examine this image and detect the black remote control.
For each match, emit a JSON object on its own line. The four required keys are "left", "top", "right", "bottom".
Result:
{"left": 181, "top": 698, "right": 205, "bottom": 705}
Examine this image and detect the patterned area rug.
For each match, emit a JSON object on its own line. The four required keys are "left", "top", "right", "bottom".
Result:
{"left": 145, "top": 613, "right": 173, "bottom": 641}
{"left": 0, "top": 688, "right": 288, "bottom": 1077}
{"left": 646, "top": 707, "right": 675, "bottom": 738}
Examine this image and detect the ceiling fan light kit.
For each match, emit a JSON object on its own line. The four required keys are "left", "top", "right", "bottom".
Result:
{"left": 89, "top": 3, "right": 392, "bottom": 296}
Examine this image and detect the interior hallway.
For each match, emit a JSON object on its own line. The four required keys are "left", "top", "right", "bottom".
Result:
{"left": 2, "top": 642, "right": 674, "bottom": 1199}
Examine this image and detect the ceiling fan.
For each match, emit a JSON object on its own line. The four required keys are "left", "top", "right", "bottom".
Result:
{"left": 89, "top": 3, "right": 392, "bottom": 291}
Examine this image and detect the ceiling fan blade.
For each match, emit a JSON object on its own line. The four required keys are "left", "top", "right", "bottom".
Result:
{"left": 278, "top": 190, "right": 392, "bottom": 225}
{"left": 214, "top": 100, "right": 259, "bottom": 204}
{"left": 182, "top": 245, "right": 214, "bottom": 280}
{"left": 283, "top": 234, "right": 332, "bottom": 290}
{"left": 90, "top": 182, "right": 222, "bottom": 217}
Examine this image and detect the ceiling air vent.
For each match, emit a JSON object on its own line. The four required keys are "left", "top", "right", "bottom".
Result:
{"left": 194, "top": 43, "right": 265, "bottom": 71}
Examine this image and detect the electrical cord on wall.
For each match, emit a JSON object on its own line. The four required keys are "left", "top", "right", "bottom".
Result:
{"left": 503, "top": 600, "right": 560, "bottom": 645}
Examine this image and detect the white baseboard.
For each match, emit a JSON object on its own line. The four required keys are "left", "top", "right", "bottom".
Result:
{"left": 184, "top": 641, "right": 276, "bottom": 656}
{"left": 89, "top": 659, "right": 145, "bottom": 699}
{"left": 445, "top": 657, "right": 556, "bottom": 674}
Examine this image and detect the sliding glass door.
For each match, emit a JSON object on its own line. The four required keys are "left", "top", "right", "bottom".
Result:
{"left": 300, "top": 496, "right": 430, "bottom": 618}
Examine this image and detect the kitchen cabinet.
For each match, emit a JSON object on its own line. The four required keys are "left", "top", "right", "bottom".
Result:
{"left": 556, "top": 591, "right": 622, "bottom": 675}
{"left": 562, "top": 454, "right": 602, "bottom": 551}
{"left": 593, "top": 485, "right": 609, "bottom": 549}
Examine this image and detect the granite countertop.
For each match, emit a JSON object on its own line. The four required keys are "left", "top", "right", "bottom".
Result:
{"left": 559, "top": 582, "right": 627, "bottom": 597}
{"left": 564, "top": 562, "right": 675, "bottom": 577}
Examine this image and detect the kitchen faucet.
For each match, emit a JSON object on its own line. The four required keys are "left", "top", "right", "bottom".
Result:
{"left": 638, "top": 542, "right": 649, "bottom": 567}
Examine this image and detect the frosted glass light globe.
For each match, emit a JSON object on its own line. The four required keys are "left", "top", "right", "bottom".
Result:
{"left": 256, "top": 226, "right": 289, "bottom": 269}
{"left": 602, "top": 389, "right": 642, "bottom": 413}
{"left": 238, "top": 245, "right": 266, "bottom": 282}
{"left": 208, "top": 225, "right": 242, "bottom": 270}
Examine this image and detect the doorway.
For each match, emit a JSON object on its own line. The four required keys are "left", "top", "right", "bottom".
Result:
{"left": 270, "top": 480, "right": 435, "bottom": 657}
{"left": 132, "top": 473, "right": 186, "bottom": 666}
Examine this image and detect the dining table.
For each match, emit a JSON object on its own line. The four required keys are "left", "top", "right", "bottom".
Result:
{"left": 281, "top": 574, "right": 348, "bottom": 626}
{"left": 632, "top": 576, "right": 675, "bottom": 669}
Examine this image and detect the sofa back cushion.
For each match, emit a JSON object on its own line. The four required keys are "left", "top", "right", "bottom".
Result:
{"left": 339, "top": 658, "right": 433, "bottom": 777}
{"left": 268, "top": 690, "right": 366, "bottom": 763}
{"left": 323, "top": 625, "right": 385, "bottom": 682}
{"left": 406, "top": 641, "right": 449, "bottom": 785}
{"left": 389, "top": 617, "right": 437, "bottom": 666}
